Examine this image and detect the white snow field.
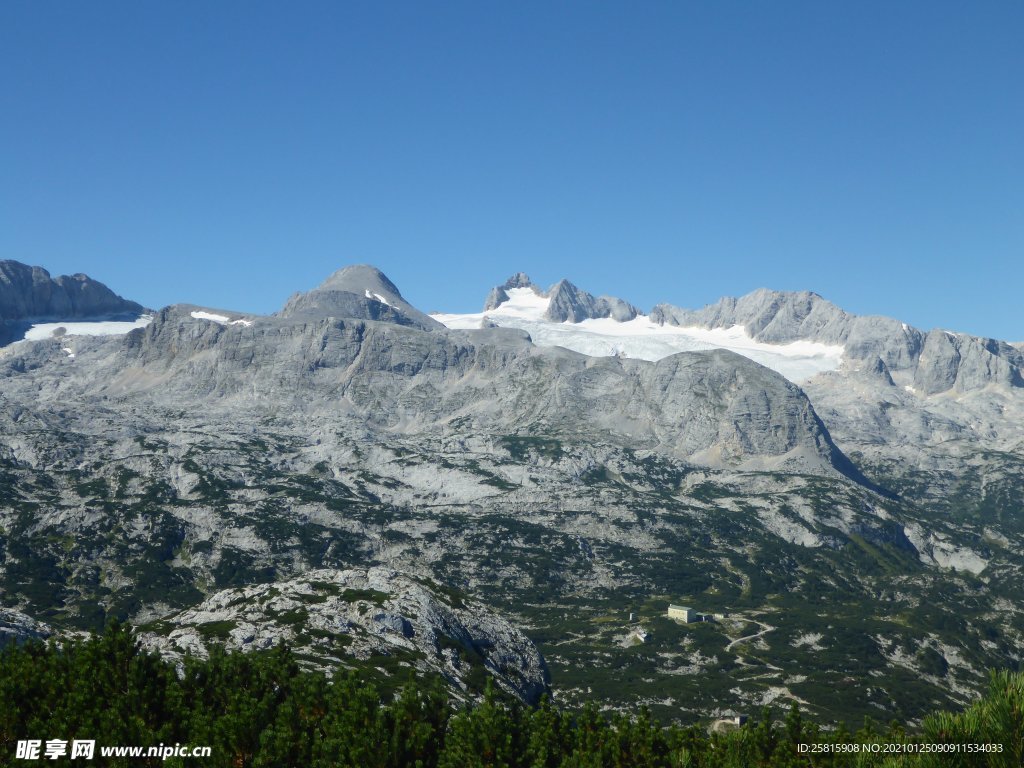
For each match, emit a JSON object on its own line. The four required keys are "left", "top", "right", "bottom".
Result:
{"left": 190, "top": 311, "right": 253, "bottom": 326}
{"left": 432, "top": 288, "right": 844, "bottom": 384}
{"left": 20, "top": 315, "right": 153, "bottom": 342}
{"left": 364, "top": 289, "right": 392, "bottom": 306}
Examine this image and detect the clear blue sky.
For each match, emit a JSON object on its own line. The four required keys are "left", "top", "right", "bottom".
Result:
{"left": 2, "top": 2, "right": 1021, "bottom": 338}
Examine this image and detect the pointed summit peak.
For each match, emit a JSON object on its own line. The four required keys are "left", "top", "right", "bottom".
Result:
{"left": 278, "top": 264, "right": 441, "bottom": 330}
{"left": 318, "top": 264, "right": 404, "bottom": 299}
{"left": 500, "top": 272, "right": 537, "bottom": 291}
{"left": 544, "top": 279, "right": 639, "bottom": 323}
{"left": 484, "top": 272, "right": 545, "bottom": 311}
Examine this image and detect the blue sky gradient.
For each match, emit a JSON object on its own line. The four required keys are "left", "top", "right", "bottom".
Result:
{"left": 2, "top": 2, "right": 1021, "bottom": 338}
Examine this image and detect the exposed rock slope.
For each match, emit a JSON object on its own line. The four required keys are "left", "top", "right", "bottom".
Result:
{"left": 140, "top": 567, "right": 549, "bottom": 703}
{"left": 9, "top": 303, "right": 856, "bottom": 476}
{"left": 0, "top": 608, "right": 53, "bottom": 646}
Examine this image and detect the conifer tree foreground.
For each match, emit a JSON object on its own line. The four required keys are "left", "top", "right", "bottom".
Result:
{"left": 0, "top": 624, "right": 1020, "bottom": 767}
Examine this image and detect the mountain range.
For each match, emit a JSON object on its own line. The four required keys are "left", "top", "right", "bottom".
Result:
{"left": 1, "top": 259, "right": 1021, "bottom": 725}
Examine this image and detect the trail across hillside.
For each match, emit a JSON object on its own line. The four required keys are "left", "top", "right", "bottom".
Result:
{"left": 726, "top": 620, "right": 775, "bottom": 652}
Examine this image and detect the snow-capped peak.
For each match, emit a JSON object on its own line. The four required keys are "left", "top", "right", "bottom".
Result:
{"left": 431, "top": 281, "right": 844, "bottom": 384}
{"left": 483, "top": 286, "right": 548, "bottom": 319}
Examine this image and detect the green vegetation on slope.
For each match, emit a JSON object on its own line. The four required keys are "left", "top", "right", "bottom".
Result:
{"left": 1, "top": 624, "right": 1023, "bottom": 767}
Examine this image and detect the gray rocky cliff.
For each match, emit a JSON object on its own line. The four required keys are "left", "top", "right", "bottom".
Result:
{"left": 543, "top": 279, "right": 639, "bottom": 323}
{"left": 0, "top": 260, "right": 146, "bottom": 345}
{"left": 483, "top": 273, "right": 545, "bottom": 311}
{"left": 483, "top": 286, "right": 510, "bottom": 311}
{"left": 913, "top": 330, "right": 1024, "bottom": 395}
{"left": 66, "top": 306, "right": 856, "bottom": 475}
{"left": 2, "top": 263, "right": 1020, "bottom": 725}
{"left": 0, "top": 260, "right": 144, "bottom": 321}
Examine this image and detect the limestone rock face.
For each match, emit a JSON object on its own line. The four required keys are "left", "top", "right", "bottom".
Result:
{"left": 0, "top": 608, "right": 53, "bottom": 646}
{"left": 544, "top": 279, "right": 601, "bottom": 323}
{"left": 483, "top": 286, "right": 509, "bottom": 311}
{"left": 913, "top": 330, "right": 962, "bottom": 395}
{"left": 85, "top": 306, "right": 853, "bottom": 475}
{"left": 139, "top": 567, "right": 550, "bottom": 704}
{"left": 595, "top": 294, "right": 641, "bottom": 322}
{"left": 0, "top": 260, "right": 145, "bottom": 344}
{"left": 843, "top": 316, "right": 923, "bottom": 371}
{"left": 913, "top": 330, "right": 1024, "bottom": 395}
{"left": 0, "top": 260, "right": 144, "bottom": 321}
{"left": 865, "top": 356, "right": 895, "bottom": 386}
{"left": 544, "top": 279, "right": 639, "bottom": 323}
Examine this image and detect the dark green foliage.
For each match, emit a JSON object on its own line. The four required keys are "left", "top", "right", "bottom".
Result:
{"left": 212, "top": 548, "right": 276, "bottom": 587}
{"left": 499, "top": 435, "right": 563, "bottom": 461}
{"left": 2, "top": 625, "right": 1023, "bottom": 767}
{"left": 917, "top": 647, "right": 950, "bottom": 678}
{"left": 340, "top": 588, "right": 390, "bottom": 605}
{"left": 0, "top": 621, "right": 182, "bottom": 766}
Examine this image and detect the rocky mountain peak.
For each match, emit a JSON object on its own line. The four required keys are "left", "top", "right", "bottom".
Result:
{"left": 542, "top": 279, "right": 637, "bottom": 323}
{"left": 277, "top": 263, "right": 442, "bottom": 331}
{"left": 317, "top": 264, "right": 404, "bottom": 297}
{"left": 650, "top": 289, "right": 849, "bottom": 345}
{"left": 483, "top": 273, "right": 544, "bottom": 311}
{"left": 0, "top": 259, "right": 144, "bottom": 322}
{"left": 482, "top": 272, "right": 639, "bottom": 323}
{"left": 500, "top": 272, "right": 537, "bottom": 291}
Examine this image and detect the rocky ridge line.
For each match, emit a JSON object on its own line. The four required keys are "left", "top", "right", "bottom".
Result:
{"left": 484, "top": 273, "right": 639, "bottom": 323}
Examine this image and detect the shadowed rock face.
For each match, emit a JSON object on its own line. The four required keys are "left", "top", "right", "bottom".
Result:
{"left": 0, "top": 260, "right": 144, "bottom": 321}
{"left": 277, "top": 264, "right": 443, "bottom": 331}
